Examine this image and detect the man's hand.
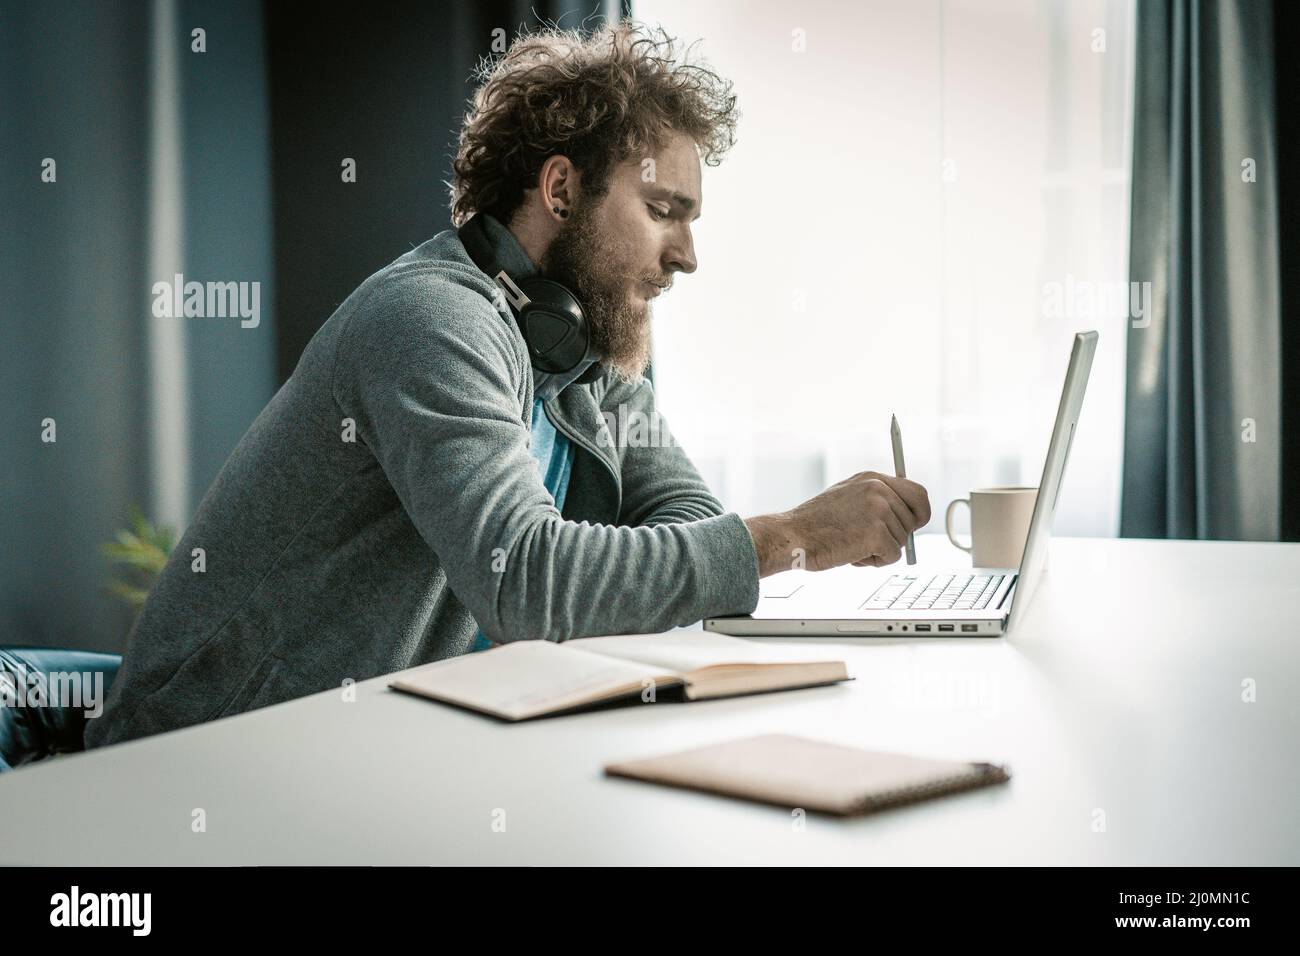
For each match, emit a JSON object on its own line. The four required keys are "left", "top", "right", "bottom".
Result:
{"left": 744, "top": 471, "right": 931, "bottom": 577}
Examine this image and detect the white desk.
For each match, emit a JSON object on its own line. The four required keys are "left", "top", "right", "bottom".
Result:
{"left": 2, "top": 536, "right": 1297, "bottom": 865}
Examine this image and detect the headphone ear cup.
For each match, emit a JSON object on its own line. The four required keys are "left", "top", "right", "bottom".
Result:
{"left": 516, "top": 277, "right": 590, "bottom": 374}
{"left": 455, "top": 213, "right": 595, "bottom": 376}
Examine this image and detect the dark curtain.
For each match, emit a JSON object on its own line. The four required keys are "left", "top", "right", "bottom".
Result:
{"left": 1274, "top": 0, "right": 1300, "bottom": 542}
{"left": 1121, "top": 0, "right": 1294, "bottom": 541}
{"left": 265, "top": 0, "right": 628, "bottom": 382}
{"left": 0, "top": 0, "right": 276, "bottom": 650}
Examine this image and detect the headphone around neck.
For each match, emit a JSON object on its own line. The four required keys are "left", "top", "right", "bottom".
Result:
{"left": 457, "top": 212, "right": 601, "bottom": 381}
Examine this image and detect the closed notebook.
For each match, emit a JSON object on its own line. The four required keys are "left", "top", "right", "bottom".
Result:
{"left": 605, "top": 733, "right": 1011, "bottom": 816}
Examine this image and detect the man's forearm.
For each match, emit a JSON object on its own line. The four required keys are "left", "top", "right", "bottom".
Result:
{"left": 743, "top": 513, "right": 802, "bottom": 578}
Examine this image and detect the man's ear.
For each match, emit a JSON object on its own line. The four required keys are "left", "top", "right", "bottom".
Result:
{"left": 539, "top": 155, "right": 579, "bottom": 220}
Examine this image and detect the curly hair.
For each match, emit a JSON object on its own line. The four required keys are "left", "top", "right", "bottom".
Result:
{"left": 449, "top": 21, "right": 739, "bottom": 226}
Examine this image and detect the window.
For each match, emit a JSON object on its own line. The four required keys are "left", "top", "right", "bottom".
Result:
{"left": 640, "top": 0, "right": 1136, "bottom": 537}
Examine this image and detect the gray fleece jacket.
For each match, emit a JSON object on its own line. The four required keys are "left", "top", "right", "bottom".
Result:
{"left": 84, "top": 215, "right": 761, "bottom": 749}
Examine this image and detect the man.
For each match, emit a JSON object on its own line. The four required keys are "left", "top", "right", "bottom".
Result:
{"left": 86, "top": 23, "right": 929, "bottom": 748}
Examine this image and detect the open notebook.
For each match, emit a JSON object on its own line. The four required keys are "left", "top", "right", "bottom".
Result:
{"left": 388, "top": 631, "right": 851, "bottom": 721}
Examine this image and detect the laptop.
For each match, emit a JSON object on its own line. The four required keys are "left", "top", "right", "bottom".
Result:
{"left": 705, "top": 330, "right": 1098, "bottom": 639}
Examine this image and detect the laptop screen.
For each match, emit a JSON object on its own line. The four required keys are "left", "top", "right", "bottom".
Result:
{"left": 1004, "top": 330, "right": 1099, "bottom": 633}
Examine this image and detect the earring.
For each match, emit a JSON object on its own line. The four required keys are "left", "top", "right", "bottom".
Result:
{"left": 554, "top": 206, "right": 567, "bottom": 218}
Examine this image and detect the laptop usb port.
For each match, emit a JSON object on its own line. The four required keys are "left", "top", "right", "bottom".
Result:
{"left": 914, "top": 624, "right": 931, "bottom": 632}
{"left": 937, "top": 624, "right": 954, "bottom": 632}
{"left": 961, "top": 624, "right": 978, "bottom": 632}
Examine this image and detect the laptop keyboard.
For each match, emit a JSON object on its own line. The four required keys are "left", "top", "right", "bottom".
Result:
{"left": 862, "top": 574, "right": 1006, "bottom": 611}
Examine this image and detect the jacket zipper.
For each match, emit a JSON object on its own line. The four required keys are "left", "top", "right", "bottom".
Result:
{"left": 541, "top": 398, "right": 622, "bottom": 511}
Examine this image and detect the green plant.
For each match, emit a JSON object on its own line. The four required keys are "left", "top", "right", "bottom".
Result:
{"left": 100, "top": 506, "right": 176, "bottom": 610}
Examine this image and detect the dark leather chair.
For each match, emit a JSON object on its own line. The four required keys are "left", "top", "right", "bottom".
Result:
{"left": 0, "top": 648, "right": 122, "bottom": 772}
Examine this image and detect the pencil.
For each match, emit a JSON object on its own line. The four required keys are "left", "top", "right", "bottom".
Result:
{"left": 890, "top": 414, "right": 917, "bottom": 565}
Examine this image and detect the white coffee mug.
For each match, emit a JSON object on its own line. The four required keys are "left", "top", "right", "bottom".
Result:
{"left": 944, "top": 486, "right": 1042, "bottom": 569}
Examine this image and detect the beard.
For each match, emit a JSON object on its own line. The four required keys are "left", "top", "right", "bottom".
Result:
{"left": 540, "top": 202, "right": 653, "bottom": 384}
